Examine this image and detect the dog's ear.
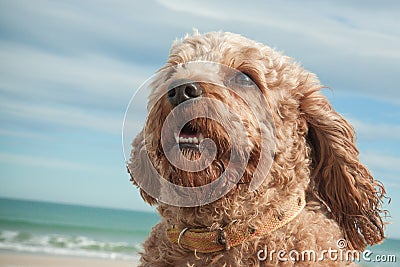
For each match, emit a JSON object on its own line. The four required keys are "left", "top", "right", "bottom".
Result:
{"left": 301, "top": 88, "right": 386, "bottom": 251}
{"left": 127, "top": 130, "right": 159, "bottom": 205}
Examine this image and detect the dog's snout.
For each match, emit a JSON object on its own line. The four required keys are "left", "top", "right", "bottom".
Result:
{"left": 167, "top": 79, "right": 203, "bottom": 106}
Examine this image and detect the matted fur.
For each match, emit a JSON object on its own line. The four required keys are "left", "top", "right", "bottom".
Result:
{"left": 128, "top": 31, "right": 387, "bottom": 266}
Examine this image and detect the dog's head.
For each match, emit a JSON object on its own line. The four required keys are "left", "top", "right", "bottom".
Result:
{"left": 127, "top": 31, "right": 386, "bottom": 251}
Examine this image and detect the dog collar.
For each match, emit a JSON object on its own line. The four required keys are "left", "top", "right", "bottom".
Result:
{"left": 166, "top": 191, "right": 306, "bottom": 253}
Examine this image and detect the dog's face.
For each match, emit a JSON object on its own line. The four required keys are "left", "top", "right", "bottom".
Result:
{"left": 146, "top": 63, "right": 275, "bottom": 188}
{"left": 131, "top": 32, "right": 282, "bottom": 206}
{"left": 128, "top": 31, "right": 386, "bottom": 251}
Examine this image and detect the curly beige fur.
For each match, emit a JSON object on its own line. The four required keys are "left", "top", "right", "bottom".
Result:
{"left": 127, "top": 31, "right": 386, "bottom": 266}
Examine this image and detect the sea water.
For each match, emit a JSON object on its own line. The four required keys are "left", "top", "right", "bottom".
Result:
{"left": 0, "top": 198, "right": 398, "bottom": 266}
{"left": 0, "top": 198, "right": 159, "bottom": 261}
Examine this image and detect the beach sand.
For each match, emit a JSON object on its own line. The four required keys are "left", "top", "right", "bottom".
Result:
{"left": 0, "top": 253, "right": 140, "bottom": 267}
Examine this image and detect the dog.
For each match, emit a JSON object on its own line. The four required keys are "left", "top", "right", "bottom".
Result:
{"left": 127, "top": 31, "right": 386, "bottom": 266}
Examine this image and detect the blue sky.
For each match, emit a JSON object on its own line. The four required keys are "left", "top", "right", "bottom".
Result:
{"left": 0, "top": 1, "right": 399, "bottom": 237}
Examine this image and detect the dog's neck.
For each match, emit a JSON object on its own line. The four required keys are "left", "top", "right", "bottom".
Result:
{"left": 164, "top": 191, "right": 306, "bottom": 253}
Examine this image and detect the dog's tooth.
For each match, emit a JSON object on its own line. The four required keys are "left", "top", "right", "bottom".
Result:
{"left": 177, "top": 136, "right": 201, "bottom": 144}
{"left": 199, "top": 133, "right": 204, "bottom": 142}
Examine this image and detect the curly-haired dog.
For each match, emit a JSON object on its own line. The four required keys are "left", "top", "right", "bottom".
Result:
{"left": 128, "top": 31, "right": 386, "bottom": 266}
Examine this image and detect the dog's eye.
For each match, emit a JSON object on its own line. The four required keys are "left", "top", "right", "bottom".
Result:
{"left": 234, "top": 72, "right": 255, "bottom": 87}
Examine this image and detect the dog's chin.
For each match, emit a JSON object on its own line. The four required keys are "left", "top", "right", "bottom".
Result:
{"left": 161, "top": 144, "right": 227, "bottom": 188}
{"left": 179, "top": 145, "right": 202, "bottom": 160}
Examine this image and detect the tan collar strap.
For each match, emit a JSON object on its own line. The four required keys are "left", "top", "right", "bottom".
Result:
{"left": 166, "top": 191, "right": 306, "bottom": 253}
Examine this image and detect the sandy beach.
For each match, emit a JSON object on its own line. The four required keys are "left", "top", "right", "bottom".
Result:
{"left": 0, "top": 253, "right": 140, "bottom": 267}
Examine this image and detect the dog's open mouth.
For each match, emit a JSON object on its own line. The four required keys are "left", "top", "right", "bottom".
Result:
{"left": 174, "top": 122, "right": 204, "bottom": 150}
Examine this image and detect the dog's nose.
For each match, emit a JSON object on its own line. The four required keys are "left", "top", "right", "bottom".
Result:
{"left": 167, "top": 79, "right": 203, "bottom": 106}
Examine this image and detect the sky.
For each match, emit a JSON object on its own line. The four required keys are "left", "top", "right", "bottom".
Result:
{"left": 0, "top": 0, "right": 399, "bottom": 237}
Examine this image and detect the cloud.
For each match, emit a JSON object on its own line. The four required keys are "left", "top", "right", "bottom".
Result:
{"left": 0, "top": 0, "right": 174, "bottom": 64}
{"left": 0, "top": 41, "right": 152, "bottom": 110}
{"left": 0, "top": 151, "right": 99, "bottom": 172}
{"left": 349, "top": 117, "right": 400, "bottom": 141}
{"left": 167, "top": 2, "right": 397, "bottom": 39}
{"left": 2, "top": 0, "right": 399, "bottom": 104}
{"left": 0, "top": 97, "right": 123, "bottom": 135}
{"left": 157, "top": 0, "right": 399, "bottom": 56}
{"left": 157, "top": 0, "right": 400, "bottom": 102}
{"left": 360, "top": 152, "right": 400, "bottom": 176}
{"left": 0, "top": 41, "right": 151, "bottom": 137}
{"left": 0, "top": 129, "right": 49, "bottom": 140}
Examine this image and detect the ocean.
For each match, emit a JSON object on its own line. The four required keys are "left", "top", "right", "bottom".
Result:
{"left": 0, "top": 198, "right": 398, "bottom": 266}
{"left": 0, "top": 198, "right": 159, "bottom": 261}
